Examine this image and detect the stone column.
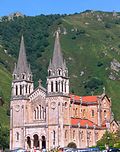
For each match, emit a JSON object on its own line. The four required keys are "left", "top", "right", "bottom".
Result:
{"left": 31, "top": 139, "right": 34, "bottom": 149}
{"left": 47, "top": 81, "right": 51, "bottom": 93}
{"left": 39, "top": 138, "right": 42, "bottom": 150}
{"left": 18, "top": 84, "right": 20, "bottom": 95}
{"left": 53, "top": 81, "right": 56, "bottom": 92}
{"left": 66, "top": 80, "right": 69, "bottom": 94}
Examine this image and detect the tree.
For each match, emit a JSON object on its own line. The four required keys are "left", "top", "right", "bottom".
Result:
{"left": 97, "top": 131, "right": 116, "bottom": 148}
{"left": 114, "top": 127, "right": 120, "bottom": 147}
{"left": 0, "top": 124, "right": 9, "bottom": 150}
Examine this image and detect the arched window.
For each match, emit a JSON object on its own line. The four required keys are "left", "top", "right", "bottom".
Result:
{"left": 58, "top": 69, "right": 61, "bottom": 76}
{"left": 13, "top": 74, "right": 16, "bottom": 79}
{"left": 16, "top": 132, "right": 19, "bottom": 141}
{"left": 27, "top": 136, "right": 31, "bottom": 149}
{"left": 92, "top": 110, "right": 94, "bottom": 117}
{"left": 48, "top": 70, "right": 51, "bottom": 76}
{"left": 22, "top": 74, "right": 25, "bottom": 79}
{"left": 51, "top": 81, "right": 53, "bottom": 92}
{"left": 16, "top": 85, "right": 18, "bottom": 96}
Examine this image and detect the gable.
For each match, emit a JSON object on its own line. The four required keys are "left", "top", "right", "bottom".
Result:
{"left": 101, "top": 95, "right": 111, "bottom": 109}
{"left": 29, "top": 86, "right": 46, "bottom": 102}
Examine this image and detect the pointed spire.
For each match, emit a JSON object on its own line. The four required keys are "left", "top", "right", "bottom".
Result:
{"left": 16, "top": 35, "right": 30, "bottom": 75}
{"left": 51, "top": 30, "right": 64, "bottom": 69}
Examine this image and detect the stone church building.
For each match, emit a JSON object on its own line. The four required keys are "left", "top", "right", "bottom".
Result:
{"left": 10, "top": 31, "right": 113, "bottom": 150}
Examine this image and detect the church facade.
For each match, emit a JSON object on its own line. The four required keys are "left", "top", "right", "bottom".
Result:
{"left": 10, "top": 31, "right": 112, "bottom": 150}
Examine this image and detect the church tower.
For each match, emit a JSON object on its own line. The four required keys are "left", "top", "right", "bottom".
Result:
{"left": 10, "top": 36, "right": 33, "bottom": 150}
{"left": 47, "top": 30, "right": 69, "bottom": 96}
{"left": 46, "top": 30, "right": 70, "bottom": 149}
{"left": 11, "top": 35, "right": 33, "bottom": 99}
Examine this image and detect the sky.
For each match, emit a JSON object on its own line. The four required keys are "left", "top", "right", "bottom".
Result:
{"left": 0, "top": 0, "right": 120, "bottom": 16}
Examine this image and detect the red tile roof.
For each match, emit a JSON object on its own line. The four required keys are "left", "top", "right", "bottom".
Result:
{"left": 70, "top": 94, "right": 80, "bottom": 101}
{"left": 71, "top": 118, "right": 96, "bottom": 127}
{"left": 82, "top": 96, "right": 97, "bottom": 103}
{"left": 70, "top": 94, "right": 98, "bottom": 103}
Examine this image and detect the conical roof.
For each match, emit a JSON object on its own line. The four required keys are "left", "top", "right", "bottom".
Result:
{"left": 14, "top": 35, "right": 31, "bottom": 75}
{"left": 51, "top": 31, "right": 64, "bottom": 69}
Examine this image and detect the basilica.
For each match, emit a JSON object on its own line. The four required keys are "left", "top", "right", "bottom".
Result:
{"left": 10, "top": 30, "right": 117, "bottom": 150}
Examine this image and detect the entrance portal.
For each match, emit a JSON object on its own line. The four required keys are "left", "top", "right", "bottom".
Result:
{"left": 27, "top": 136, "right": 31, "bottom": 149}
{"left": 41, "top": 136, "right": 46, "bottom": 149}
{"left": 33, "top": 134, "right": 39, "bottom": 148}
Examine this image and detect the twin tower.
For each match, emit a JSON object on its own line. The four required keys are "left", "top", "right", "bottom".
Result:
{"left": 11, "top": 30, "right": 69, "bottom": 99}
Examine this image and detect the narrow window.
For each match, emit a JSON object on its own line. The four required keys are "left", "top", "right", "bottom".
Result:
{"left": 65, "top": 130, "right": 67, "bottom": 139}
{"left": 37, "top": 107, "right": 39, "bottom": 119}
{"left": 29, "top": 75, "right": 32, "bottom": 81}
{"left": 83, "top": 109, "right": 85, "bottom": 118}
{"left": 16, "top": 85, "right": 18, "bottom": 95}
{"left": 13, "top": 74, "right": 16, "bottom": 79}
{"left": 51, "top": 81, "right": 53, "bottom": 92}
{"left": 75, "top": 108, "right": 78, "bottom": 116}
{"left": 16, "top": 132, "right": 19, "bottom": 141}
{"left": 29, "top": 86, "right": 31, "bottom": 93}
{"left": 22, "top": 74, "right": 25, "bottom": 79}
{"left": 34, "top": 110, "right": 36, "bottom": 120}
{"left": 58, "top": 70, "right": 61, "bottom": 75}
{"left": 39, "top": 105, "right": 41, "bottom": 119}
{"left": 20, "top": 85, "right": 22, "bottom": 95}
{"left": 48, "top": 70, "right": 51, "bottom": 76}
{"left": 62, "top": 81, "right": 63, "bottom": 92}
{"left": 26, "top": 85, "right": 27, "bottom": 93}
{"left": 81, "top": 131, "right": 84, "bottom": 140}
{"left": 104, "top": 110, "right": 107, "bottom": 118}
{"left": 53, "top": 130, "right": 55, "bottom": 145}
{"left": 92, "top": 110, "right": 94, "bottom": 117}
{"left": 65, "top": 82, "right": 66, "bottom": 92}
{"left": 73, "top": 130, "right": 75, "bottom": 139}
{"left": 42, "top": 107, "right": 44, "bottom": 119}
{"left": 56, "top": 81, "right": 58, "bottom": 92}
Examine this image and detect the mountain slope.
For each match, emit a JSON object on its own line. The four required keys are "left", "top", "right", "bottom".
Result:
{"left": 0, "top": 11, "right": 120, "bottom": 126}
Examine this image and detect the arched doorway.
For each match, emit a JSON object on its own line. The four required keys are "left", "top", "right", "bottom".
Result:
{"left": 41, "top": 136, "right": 46, "bottom": 149}
{"left": 33, "top": 134, "right": 39, "bottom": 148}
{"left": 27, "top": 136, "right": 31, "bottom": 149}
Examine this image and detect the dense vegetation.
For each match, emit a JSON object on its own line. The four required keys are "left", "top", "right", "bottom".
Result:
{"left": 0, "top": 11, "right": 120, "bottom": 132}
{"left": 97, "top": 129, "right": 120, "bottom": 149}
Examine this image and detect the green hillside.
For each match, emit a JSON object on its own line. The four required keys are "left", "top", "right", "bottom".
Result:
{"left": 1, "top": 11, "right": 120, "bottom": 127}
